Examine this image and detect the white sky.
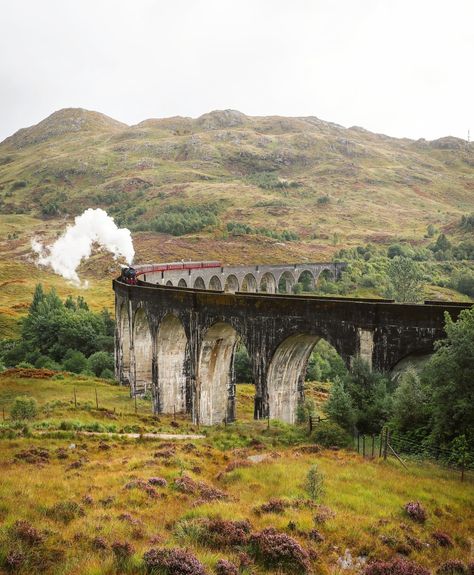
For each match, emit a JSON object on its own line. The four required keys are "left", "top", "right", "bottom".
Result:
{"left": 1, "top": 0, "right": 473, "bottom": 142}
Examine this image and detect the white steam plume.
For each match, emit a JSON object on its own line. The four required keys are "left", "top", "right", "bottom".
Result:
{"left": 32, "top": 208, "right": 135, "bottom": 286}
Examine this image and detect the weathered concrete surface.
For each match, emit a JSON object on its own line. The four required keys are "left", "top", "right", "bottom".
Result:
{"left": 114, "top": 270, "right": 472, "bottom": 426}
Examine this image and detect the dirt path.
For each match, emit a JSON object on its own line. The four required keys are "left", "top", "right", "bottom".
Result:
{"left": 37, "top": 430, "right": 206, "bottom": 440}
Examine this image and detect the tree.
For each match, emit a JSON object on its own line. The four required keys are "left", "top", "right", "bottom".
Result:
{"left": 304, "top": 464, "right": 324, "bottom": 500}
{"left": 391, "top": 366, "right": 430, "bottom": 435}
{"left": 386, "top": 256, "right": 423, "bottom": 303}
{"left": 433, "top": 233, "right": 451, "bottom": 253}
{"left": 422, "top": 308, "right": 474, "bottom": 452}
{"left": 234, "top": 345, "right": 253, "bottom": 383}
{"left": 62, "top": 350, "right": 88, "bottom": 374}
{"left": 88, "top": 351, "right": 114, "bottom": 377}
{"left": 344, "top": 358, "right": 392, "bottom": 434}
{"left": 325, "top": 378, "right": 356, "bottom": 431}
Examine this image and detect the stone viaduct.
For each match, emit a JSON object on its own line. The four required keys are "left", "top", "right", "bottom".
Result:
{"left": 114, "top": 262, "right": 472, "bottom": 426}
{"left": 138, "top": 261, "right": 346, "bottom": 293}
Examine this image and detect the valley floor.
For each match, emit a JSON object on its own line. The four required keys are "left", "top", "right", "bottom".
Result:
{"left": 0, "top": 373, "right": 472, "bottom": 574}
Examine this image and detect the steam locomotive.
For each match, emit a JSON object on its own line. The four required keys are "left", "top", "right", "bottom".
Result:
{"left": 120, "top": 261, "right": 221, "bottom": 285}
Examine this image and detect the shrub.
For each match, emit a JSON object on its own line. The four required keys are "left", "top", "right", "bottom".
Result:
{"left": 215, "top": 559, "right": 239, "bottom": 575}
{"left": 12, "top": 520, "right": 44, "bottom": 545}
{"left": 148, "top": 477, "right": 168, "bottom": 487}
{"left": 313, "top": 504, "right": 336, "bottom": 524}
{"left": 111, "top": 541, "right": 135, "bottom": 565}
{"left": 363, "top": 558, "right": 430, "bottom": 575}
{"left": 100, "top": 368, "right": 115, "bottom": 380}
{"left": 11, "top": 397, "right": 38, "bottom": 421}
{"left": 143, "top": 547, "right": 207, "bottom": 575}
{"left": 46, "top": 501, "right": 84, "bottom": 524}
{"left": 249, "top": 528, "right": 310, "bottom": 573}
{"left": 88, "top": 351, "right": 114, "bottom": 377}
{"left": 255, "top": 498, "right": 289, "bottom": 515}
{"left": 404, "top": 501, "right": 427, "bottom": 523}
{"left": 432, "top": 531, "right": 454, "bottom": 547}
{"left": 311, "top": 421, "right": 352, "bottom": 448}
{"left": 304, "top": 464, "right": 324, "bottom": 501}
{"left": 62, "top": 350, "right": 88, "bottom": 374}
{"left": 436, "top": 561, "right": 467, "bottom": 575}
{"left": 201, "top": 519, "right": 251, "bottom": 547}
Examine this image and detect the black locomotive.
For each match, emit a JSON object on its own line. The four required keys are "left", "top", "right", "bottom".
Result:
{"left": 120, "top": 267, "right": 137, "bottom": 285}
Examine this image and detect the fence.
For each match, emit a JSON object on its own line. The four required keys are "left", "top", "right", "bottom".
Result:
{"left": 354, "top": 427, "right": 474, "bottom": 482}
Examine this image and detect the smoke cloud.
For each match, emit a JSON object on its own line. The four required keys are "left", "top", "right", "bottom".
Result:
{"left": 32, "top": 208, "right": 135, "bottom": 285}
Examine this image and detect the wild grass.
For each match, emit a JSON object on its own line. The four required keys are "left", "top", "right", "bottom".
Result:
{"left": 0, "top": 373, "right": 472, "bottom": 574}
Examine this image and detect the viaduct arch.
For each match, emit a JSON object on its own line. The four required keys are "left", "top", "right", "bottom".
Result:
{"left": 114, "top": 262, "right": 471, "bottom": 425}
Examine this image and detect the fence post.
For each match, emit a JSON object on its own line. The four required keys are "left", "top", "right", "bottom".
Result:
{"left": 379, "top": 429, "right": 384, "bottom": 458}
{"left": 308, "top": 415, "right": 313, "bottom": 434}
{"left": 357, "top": 433, "right": 360, "bottom": 454}
{"left": 95, "top": 387, "right": 99, "bottom": 410}
{"left": 383, "top": 429, "right": 390, "bottom": 461}
{"left": 134, "top": 394, "right": 137, "bottom": 414}
{"left": 73, "top": 387, "right": 77, "bottom": 409}
{"left": 371, "top": 434, "right": 375, "bottom": 458}
{"left": 461, "top": 451, "right": 465, "bottom": 483}
{"left": 362, "top": 435, "right": 366, "bottom": 458}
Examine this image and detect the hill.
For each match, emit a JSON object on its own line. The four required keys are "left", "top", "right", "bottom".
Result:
{"left": 0, "top": 108, "right": 473, "bottom": 329}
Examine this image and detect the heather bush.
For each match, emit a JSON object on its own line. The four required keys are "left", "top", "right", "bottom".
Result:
{"left": 215, "top": 559, "right": 239, "bottom": 575}
{"left": 201, "top": 519, "right": 251, "bottom": 548}
{"left": 143, "top": 547, "right": 207, "bottom": 575}
{"left": 437, "top": 560, "right": 468, "bottom": 575}
{"left": 313, "top": 504, "right": 336, "bottom": 524}
{"left": 255, "top": 498, "right": 289, "bottom": 515}
{"left": 45, "top": 501, "right": 84, "bottom": 523}
{"left": 111, "top": 540, "right": 135, "bottom": 565}
{"left": 404, "top": 501, "right": 427, "bottom": 523}
{"left": 12, "top": 520, "right": 44, "bottom": 545}
{"left": 148, "top": 477, "right": 168, "bottom": 487}
{"left": 432, "top": 531, "right": 454, "bottom": 547}
{"left": 363, "top": 557, "right": 430, "bottom": 575}
{"left": 249, "top": 528, "right": 311, "bottom": 573}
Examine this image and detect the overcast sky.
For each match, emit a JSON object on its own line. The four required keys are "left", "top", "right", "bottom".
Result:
{"left": 1, "top": 0, "right": 473, "bottom": 142}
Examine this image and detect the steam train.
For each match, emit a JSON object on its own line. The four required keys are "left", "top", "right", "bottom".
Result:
{"left": 120, "top": 261, "right": 221, "bottom": 285}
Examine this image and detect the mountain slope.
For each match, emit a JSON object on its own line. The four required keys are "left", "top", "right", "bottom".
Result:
{"left": 0, "top": 107, "right": 473, "bottom": 262}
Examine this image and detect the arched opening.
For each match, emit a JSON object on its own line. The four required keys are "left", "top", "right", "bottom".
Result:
{"left": 224, "top": 274, "right": 239, "bottom": 293}
{"left": 166, "top": 280, "right": 173, "bottom": 287}
{"left": 241, "top": 273, "right": 257, "bottom": 292}
{"left": 296, "top": 270, "right": 315, "bottom": 292}
{"left": 209, "top": 275, "right": 223, "bottom": 291}
{"left": 194, "top": 277, "right": 206, "bottom": 289}
{"left": 178, "top": 278, "right": 187, "bottom": 288}
{"left": 119, "top": 303, "right": 131, "bottom": 386}
{"left": 267, "top": 334, "right": 319, "bottom": 423}
{"left": 234, "top": 342, "right": 255, "bottom": 422}
{"left": 156, "top": 314, "right": 187, "bottom": 414}
{"left": 390, "top": 352, "right": 432, "bottom": 383}
{"left": 278, "top": 271, "right": 296, "bottom": 294}
{"left": 133, "top": 308, "right": 153, "bottom": 396}
{"left": 314, "top": 269, "right": 335, "bottom": 294}
{"left": 260, "top": 272, "right": 277, "bottom": 293}
{"left": 198, "top": 322, "right": 239, "bottom": 425}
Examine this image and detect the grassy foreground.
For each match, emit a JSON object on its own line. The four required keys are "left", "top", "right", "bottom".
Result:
{"left": 0, "top": 373, "right": 472, "bottom": 575}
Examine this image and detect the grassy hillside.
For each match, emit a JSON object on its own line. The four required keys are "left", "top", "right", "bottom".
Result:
{"left": 0, "top": 109, "right": 473, "bottom": 333}
{"left": 0, "top": 372, "right": 472, "bottom": 575}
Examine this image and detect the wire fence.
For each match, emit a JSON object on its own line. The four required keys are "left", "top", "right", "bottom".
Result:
{"left": 354, "top": 427, "right": 474, "bottom": 482}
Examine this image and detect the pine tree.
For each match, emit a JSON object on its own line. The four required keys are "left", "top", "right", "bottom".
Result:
{"left": 325, "top": 377, "right": 356, "bottom": 431}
